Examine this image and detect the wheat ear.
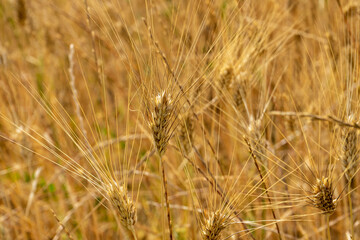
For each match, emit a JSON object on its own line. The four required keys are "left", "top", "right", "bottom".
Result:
{"left": 106, "top": 182, "right": 137, "bottom": 240}
{"left": 150, "top": 91, "right": 174, "bottom": 240}
{"left": 341, "top": 127, "right": 358, "bottom": 189}
{"left": 201, "top": 210, "right": 231, "bottom": 240}
{"left": 179, "top": 113, "right": 194, "bottom": 155}
{"left": 341, "top": 126, "right": 358, "bottom": 237}
{"left": 311, "top": 177, "right": 337, "bottom": 215}
{"left": 217, "top": 64, "right": 234, "bottom": 91}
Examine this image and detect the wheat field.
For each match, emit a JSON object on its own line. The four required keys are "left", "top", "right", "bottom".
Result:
{"left": 1, "top": 0, "right": 360, "bottom": 239}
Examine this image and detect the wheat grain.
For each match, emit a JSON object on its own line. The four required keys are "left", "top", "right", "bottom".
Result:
{"left": 311, "top": 177, "right": 337, "bottom": 214}
{"left": 341, "top": 127, "right": 358, "bottom": 186}
{"left": 218, "top": 65, "right": 234, "bottom": 91}
{"left": 201, "top": 210, "right": 231, "bottom": 240}
{"left": 106, "top": 182, "right": 137, "bottom": 239}
{"left": 179, "top": 113, "right": 194, "bottom": 155}
{"left": 150, "top": 91, "right": 173, "bottom": 157}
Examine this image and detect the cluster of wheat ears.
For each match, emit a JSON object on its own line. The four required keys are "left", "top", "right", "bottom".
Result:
{"left": 1, "top": 0, "right": 360, "bottom": 239}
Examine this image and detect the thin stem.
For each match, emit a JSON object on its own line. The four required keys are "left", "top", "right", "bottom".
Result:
{"left": 245, "top": 137, "right": 283, "bottom": 240}
{"left": 326, "top": 215, "right": 331, "bottom": 240}
{"left": 83, "top": 0, "right": 101, "bottom": 85}
{"left": 269, "top": 111, "right": 360, "bottom": 130}
{"left": 159, "top": 154, "right": 173, "bottom": 240}
{"left": 123, "top": 226, "right": 137, "bottom": 240}
{"left": 348, "top": 183, "right": 354, "bottom": 240}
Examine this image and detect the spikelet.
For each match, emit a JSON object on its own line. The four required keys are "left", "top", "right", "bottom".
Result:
{"left": 232, "top": 74, "right": 247, "bottom": 109}
{"left": 106, "top": 182, "right": 137, "bottom": 231}
{"left": 149, "top": 91, "right": 175, "bottom": 239}
{"left": 311, "top": 177, "right": 337, "bottom": 214}
{"left": 17, "top": 0, "right": 26, "bottom": 26}
{"left": 179, "top": 113, "right": 194, "bottom": 155}
{"left": 217, "top": 65, "right": 234, "bottom": 90}
{"left": 201, "top": 210, "right": 231, "bottom": 240}
{"left": 340, "top": 123, "right": 358, "bottom": 185}
{"left": 343, "top": 1, "right": 360, "bottom": 20}
{"left": 248, "top": 119, "right": 267, "bottom": 164}
{"left": 150, "top": 91, "right": 173, "bottom": 156}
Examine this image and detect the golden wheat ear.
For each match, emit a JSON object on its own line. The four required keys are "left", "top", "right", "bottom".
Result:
{"left": 217, "top": 64, "right": 234, "bottom": 91}
{"left": 339, "top": 115, "right": 358, "bottom": 240}
{"left": 247, "top": 119, "right": 267, "bottom": 165}
{"left": 340, "top": 126, "right": 358, "bottom": 187}
{"left": 201, "top": 210, "right": 231, "bottom": 240}
{"left": 232, "top": 73, "right": 247, "bottom": 109}
{"left": 148, "top": 90, "right": 175, "bottom": 239}
{"left": 106, "top": 182, "right": 137, "bottom": 240}
{"left": 178, "top": 112, "right": 194, "bottom": 155}
{"left": 311, "top": 177, "right": 337, "bottom": 215}
{"left": 150, "top": 91, "right": 174, "bottom": 156}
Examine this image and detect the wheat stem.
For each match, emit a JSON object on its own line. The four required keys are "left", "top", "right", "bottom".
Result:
{"left": 348, "top": 184, "right": 354, "bottom": 240}
{"left": 269, "top": 111, "right": 360, "bottom": 130}
{"left": 326, "top": 215, "right": 331, "bottom": 240}
{"left": 159, "top": 155, "right": 173, "bottom": 240}
{"left": 83, "top": 0, "right": 101, "bottom": 85}
{"left": 245, "top": 137, "right": 283, "bottom": 240}
{"left": 123, "top": 226, "right": 137, "bottom": 240}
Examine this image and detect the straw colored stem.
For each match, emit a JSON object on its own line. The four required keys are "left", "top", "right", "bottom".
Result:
{"left": 83, "top": 0, "right": 101, "bottom": 84}
{"left": 348, "top": 184, "right": 354, "bottom": 240}
{"left": 269, "top": 111, "right": 360, "bottom": 130}
{"left": 326, "top": 215, "right": 331, "bottom": 240}
{"left": 245, "top": 137, "right": 283, "bottom": 240}
{"left": 123, "top": 226, "right": 137, "bottom": 240}
{"left": 159, "top": 155, "right": 173, "bottom": 240}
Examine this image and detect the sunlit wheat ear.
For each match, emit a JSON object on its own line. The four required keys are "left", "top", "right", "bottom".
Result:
{"left": 148, "top": 90, "right": 175, "bottom": 239}
{"left": 247, "top": 119, "right": 267, "bottom": 164}
{"left": 201, "top": 210, "right": 231, "bottom": 240}
{"left": 340, "top": 124, "right": 358, "bottom": 185}
{"left": 232, "top": 73, "right": 247, "bottom": 109}
{"left": 343, "top": 1, "right": 360, "bottom": 19}
{"left": 106, "top": 182, "right": 137, "bottom": 237}
{"left": 150, "top": 91, "right": 173, "bottom": 156}
{"left": 217, "top": 64, "right": 234, "bottom": 91}
{"left": 311, "top": 177, "right": 337, "bottom": 215}
{"left": 178, "top": 113, "right": 194, "bottom": 155}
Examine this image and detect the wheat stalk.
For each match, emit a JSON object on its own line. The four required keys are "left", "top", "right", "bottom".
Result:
{"left": 245, "top": 137, "right": 283, "bottom": 240}
{"left": 149, "top": 91, "right": 174, "bottom": 240}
